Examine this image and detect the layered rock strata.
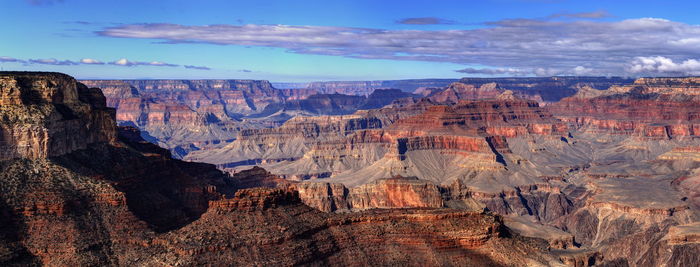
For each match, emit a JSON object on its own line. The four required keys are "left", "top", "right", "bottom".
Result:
{"left": 0, "top": 72, "right": 568, "bottom": 266}
{"left": 1, "top": 72, "right": 116, "bottom": 160}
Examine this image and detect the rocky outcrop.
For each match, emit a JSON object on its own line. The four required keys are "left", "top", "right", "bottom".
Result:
{"left": 294, "top": 177, "right": 444, "bottom": 212}
{"left": 0, "top": 72, "right": 116, "bottom": 160}
{"left": 426, "top": 82, "right": 503, "bottom": 103}
{"left": 156, "top": 189, "right": 558, "bottom": 266}
{"left": 548, "top": 77, "right": 700, "bottom": 138}
{"left": 80, "top": 79, "right": 284, "bottom": 157}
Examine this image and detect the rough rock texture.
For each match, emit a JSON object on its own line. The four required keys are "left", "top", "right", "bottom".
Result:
{"left": 294, "top": 177, "right": 444, "bottom": 212}
{"left": 157, "top": 188, "right": 562, "bottom": 266}
{"left": 81, "top": 80, "right": 421, "bottom": 159}
{"left": 548, "top": 77, "right": 700, "bottom": 138}
{"left": 193, "top": 77, "right": 700, "bottom": 266}
{"left": 1, "top": 72, "right": 116, "bottom": 160}
{"left": 80, "top": 79, "right": 278, "bottom": 157}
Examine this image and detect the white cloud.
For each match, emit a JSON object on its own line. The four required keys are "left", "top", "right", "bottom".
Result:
{"left": 2, "top": 56, "right": 201, "bottom": 69}
{"left": 455, "top": 67, "right": 529, "bottom": 76}
{"left": 80, "top": 58, "right": 104, "bottom": 64}
{"left": 0, "top": 56, "right": 25, "bottom": 63}
{"left": 109, "top": 58, "right": 178, "bottom": 67}
{"left": 628, "top": 56, "right": 700, "bottom": 75}
{"left": 573, "top": 66, "right": 594, "bottom": 75}
{"left": 112, "top": 58, "right": 132, "bottom": 66}
{"left": 96, "top": 18, "right": 700, "bottom": 76}
{"left": 184, "top": 65, "right": 211, "bottom": 70}
{"left": 29, "top": 58, "right": 79, "bottom": 65}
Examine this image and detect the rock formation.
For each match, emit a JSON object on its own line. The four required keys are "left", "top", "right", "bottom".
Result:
{"left": 548, "top": 77, "right": 700, "bottom": 139}
{"left": 1, "top": 72, "right": 116, "bottom": 160}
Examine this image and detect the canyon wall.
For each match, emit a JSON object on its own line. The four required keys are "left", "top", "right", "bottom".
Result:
{"left": 1, "top": 72, "right": 116, "bottom": 160}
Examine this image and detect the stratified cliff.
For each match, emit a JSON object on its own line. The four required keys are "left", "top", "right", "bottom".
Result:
{"left": 80, "top": 79, "right": 279, "bottom": 157}
{"left": 81, "top": 80, "right": 421, "bottom": 159}
{"left": 1, "top": 72, "right": 116, "bottom": 160}
{"left": 548, "top": 77, "right": 700, "bottom": 139}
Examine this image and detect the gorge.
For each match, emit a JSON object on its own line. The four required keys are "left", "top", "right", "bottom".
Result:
{"left": 3, "top": 72, "right": 700, "bottom": 266}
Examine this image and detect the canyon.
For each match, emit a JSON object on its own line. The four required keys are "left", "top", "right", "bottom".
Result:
{"left": 0, "top": 72, "right": 570, "bottom": 266}
{"left": 80, "top": 79, "right": 419, "bottom": 158}
{"left": 4, "top": 72, "right": 700, "bottom": 266}
{"left": 183, "top": 76, "right": 700, "bottom": 266}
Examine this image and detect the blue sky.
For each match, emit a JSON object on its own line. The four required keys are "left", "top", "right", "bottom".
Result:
{"left": 1, "top": 0, "right": 700, "bottom": 81}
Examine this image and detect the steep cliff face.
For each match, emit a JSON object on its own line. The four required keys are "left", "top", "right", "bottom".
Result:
{"left": 83, "top": 79, "right": 285, "bottom": 113}
{"left": 81, "top": 79, "right": 281, "bottom": 158}
{"left": 259, "top": 93, "right": 367, "bottom": 116}
{"left": 295, "top": 177, "right": 444, "bottom": 212}
{"left": 548, "top": 77, "right": 700, "bottom": 138}
{"left": 1, "top": 72, "right": 116, "bottom": 160}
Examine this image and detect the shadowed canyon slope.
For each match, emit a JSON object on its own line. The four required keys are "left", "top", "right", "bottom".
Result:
{"left": 1, "top": 72, "right": 573, "bottom": 266}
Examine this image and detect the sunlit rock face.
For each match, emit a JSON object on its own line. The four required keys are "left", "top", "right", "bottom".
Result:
{"left": 0, "top": 72, "right": 116, "bottom": 160}
{"left": 548, "top": 77, "right": 700, "bottom": 138}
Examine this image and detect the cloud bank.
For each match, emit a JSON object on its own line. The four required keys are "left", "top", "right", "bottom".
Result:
{"left": 29, "top": 58, "right": 79, "bottom": 65}
{"left": 184, "top": 65, "right": 211, "bottom": 70}
{"left": 0, "top": 56, "right": 211, "bottom": 70}
{"left": 628, "top": 56, "right": 700, "bottom": 76}
{"left": 0, "top": 56, "right": 25, "bottom": 63}
{"left": 97, "top": 17, "right": 700, "bottom": 76}
{"left": 110, "top": 58, "right": 179, "bottom": 67}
